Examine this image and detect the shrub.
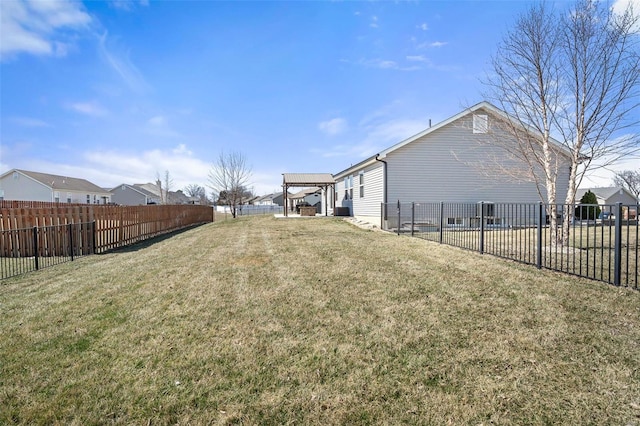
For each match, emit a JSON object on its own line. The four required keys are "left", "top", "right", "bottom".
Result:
{"left": 575, "top": 190, "right": 601, "bottom": 220}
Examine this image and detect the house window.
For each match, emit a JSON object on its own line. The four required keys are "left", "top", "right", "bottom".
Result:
{"left": 12, "top": 172, "right": 19, "bottom": 180}
{"left": 360, "top": 186, "right": 364, "bottom": 198}
{"left": 67, "top": 192, "right": 72, "bottom": 203}
{"left": 359, "top": 172, "right": 364, "bottom": 198}
{"left": 349, "top": 188, "right": 353, "bottom": 199}
{"left": 86, "top": 194, "right": 90, "bottom": 204}
{"left": 345, "top": 189, "right": 349, "bottom": 200}
{"left": 54, "top": 191, "right": 60, "bottom": 203}
{"left": 473, "top": 114, "right": 488, "bottom": 134}
{"left": 122, "top": 185, "right": 126, "bottom": 191}
{"left": 447, "top": 217, "right": 464, "bottom": 226}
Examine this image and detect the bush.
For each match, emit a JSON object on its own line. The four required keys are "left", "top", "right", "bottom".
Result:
{"left": 575, "top": 190, "right": 601, "bottom": 220}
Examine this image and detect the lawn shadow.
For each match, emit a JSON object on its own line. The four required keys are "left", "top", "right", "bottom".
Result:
{"left": 98, "top": 223, "right": 209, "bottom": 254}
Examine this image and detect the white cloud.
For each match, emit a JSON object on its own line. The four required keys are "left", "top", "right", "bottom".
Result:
{"left": 9, "top": 116, "right": 50, "bottom": 127}
{"left": 417, "top": 40, "right": 449, "bottom": 49}
{"left": 406, "top": 55, "right": 428, "bottom": 62}
{"left": 370, "top": 16, "right": 379, "bottom": 28}
{"left": 318, "top": 118, "right": 348, "bottom": 136}
{"left": 172, "top": 144, "right": 192, "bottom": 156}
{"left": 580, "top": 142, "right": 640, "bottom": 188}
{"left": 612, "top": 0, "right": 640, "bottom": 30}
{"left": 346, "top": 58, "right": 420, "bottom": 71}
{"left": 417, "top": 23, "right": 428, "bottom": 31}
{"left": 148, "top": 115, "right": 167, "bottom": 126}
{"left": 97, "top": 32, "right": 151, "bottom": 93}
{"left": 81, "top": 144, "right": 211, "bottom": 189}
{"left": 0, "top": 0, "right": 91, "bottom": 61}
{"left": 315, "top": 103, "right": 430, "bottom": 160}
{"left": 144, "top": 114, "right": 183, "bottom": 138}
{"left": 67, "top": 101, "right": 108, "bottom": 117}
{"left": 108, "top": 0, "right": 150, "bottom": 11}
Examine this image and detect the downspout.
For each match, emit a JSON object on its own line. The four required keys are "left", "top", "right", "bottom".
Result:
{"left": 375, "top": 154, "right": 388, "bottom": 228}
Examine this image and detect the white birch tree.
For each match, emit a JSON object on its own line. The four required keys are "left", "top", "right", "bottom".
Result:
{"left": 485, "top": 0, "right": 640, "bottom": 245}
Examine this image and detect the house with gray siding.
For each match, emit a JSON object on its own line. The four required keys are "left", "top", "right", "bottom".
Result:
{"left": 333, "top": 101, "right": 572, "bottom": 227}
{"left": 110, "top": 183, "right": 161, "bottom": 205}
{"left": 576, "top": 187, "right": 638, "bottom": 219}
{"left": 0, "top": 169, "right": 112, "bottom": 204}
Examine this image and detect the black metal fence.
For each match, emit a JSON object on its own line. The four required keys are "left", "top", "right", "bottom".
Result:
{"left": 382, "top": 201, "right": 639, "bottom": 289}
{"left": 1, "top": 222, "right": 95, "bottom": 280}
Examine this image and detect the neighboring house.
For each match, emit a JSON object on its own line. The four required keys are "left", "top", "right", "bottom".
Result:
{"left": 171, "top": 190, "right": 200, "bottom": 205}
{"left": 576, "top": 187, "right": 638, "bottom": 219}
{"left": 246, "top": 195, "right": 261, "bottom": 205}
{"left": 290, "top": 187, "right": 322, "bottom": 212}
{"left": 254, "top": 192, "right": 288, "bottom": 206}
{"left": 110, "top": 183, "right": 161, "bottom": 205}
{"left": 0, "top": 169, "right": 112, "bottom": 204}
{"left": 289, "top": 186, "right": 322, "bottom": 206}
{"left": 134, "top": 183, "right": 163, "bottom": 200}
{"left": 332, "top": 101, "right": 572, "bottom": 225}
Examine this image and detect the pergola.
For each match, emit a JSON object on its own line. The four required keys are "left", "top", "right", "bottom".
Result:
{"left": 282, "top": 173, "right": 336, "bottom": 217}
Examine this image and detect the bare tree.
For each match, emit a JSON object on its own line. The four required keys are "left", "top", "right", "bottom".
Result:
{"left": 208, "top": 151, "right": 252, "bottom": 218}
{"left": 155, "top": 170, "right": 173, "bottom": 204}
{"left": 485, "top": 0, "right": 640, "bottom": 245}
{"left": 614, "top": 170, "right": 640, "bottom": 200}
{"left": 184, "top": 184, "right": 207, "bottom": 204}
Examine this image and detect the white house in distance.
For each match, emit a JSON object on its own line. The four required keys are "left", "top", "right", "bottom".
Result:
{"left": 332, "top": 101, "right": 572, "bottom": 226}
{"left": 0, "top": 169, "right": 112, "bottom": 204}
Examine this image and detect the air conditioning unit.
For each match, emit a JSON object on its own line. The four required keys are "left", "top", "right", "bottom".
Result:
{"left": 477, "top": 201, "right": 495, "bottom": 217}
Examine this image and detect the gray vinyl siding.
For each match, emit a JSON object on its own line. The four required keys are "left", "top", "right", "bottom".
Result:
{"left": 351, "top": 163, "right": 384, "bottom": 217}
{"left": 111, "top": 186, "right": 147, "bottom": 205}
{"left": 386, "top": 111, "right": 570, "bottom": 205}
{"left": 605, "top": 191, "right": 637, "bottom": 206}
{"left": 0, "top": 173, "right": 52, "bottom": 201}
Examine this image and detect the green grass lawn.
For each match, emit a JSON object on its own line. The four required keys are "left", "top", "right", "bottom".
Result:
{"left": 1, "top": 216, "right": 639, "bottom": 425}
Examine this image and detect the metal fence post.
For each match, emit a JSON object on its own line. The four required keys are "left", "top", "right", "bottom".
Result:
{"left": 479, "top": 201, "right": 485, "bottom": 254}
{"left": 32, "top": 226, "right": 39, "bottom": 271}
{"left": 614, "top": 202, "right": 623, "bottom": 286}
{"left": 537, "top": 202, "right": 543, "bottom": 269}
{"left": 411, "top": 202, "right": 415, "bottom": 237}
{"left": 397, "top": 200, "right": 401, "bottom": 236}
{"left": 439, "top": 202, "right": 444, "bottom": 244}
{"left": 68, "top": 223, "right": 74, "bottom": 261}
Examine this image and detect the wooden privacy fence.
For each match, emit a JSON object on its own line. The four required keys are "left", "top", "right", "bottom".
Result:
{"left": 0, "top": 204, "right": 214, "bottom": 257}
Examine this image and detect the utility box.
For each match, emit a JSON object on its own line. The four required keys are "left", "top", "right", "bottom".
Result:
{"left": 299, "top": 206, "right": 317, "bottom": 216}
{"left": 334, "top": 207, "right": 350, "bottom": 216}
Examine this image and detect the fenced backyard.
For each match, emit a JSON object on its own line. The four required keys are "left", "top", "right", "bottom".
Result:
{"left": 383, "top": 201, "right": 639, "bottom": 289}
{"left": 0, "top": 203, "right": 214, "bottom": 279}
{"left": 2, "top": 215, "right": 639, "bottom": 424}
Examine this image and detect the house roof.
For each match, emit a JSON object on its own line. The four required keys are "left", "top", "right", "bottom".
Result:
{"left": 134, "top": 183, "right": 162, "bottom": 197}
{"left": 576, "top": 187, "right": 636, "bottom": 202}
{"left": 254, "top": 193, "right": 275, "bottom": 203}
{"left": 112, "top": 183, "right": 157, "bottom": 198}
{"left": 333, "top": 101, "right": 572, "bottom": 179}
{"left": 282, "top": 173, "right": 335, "bottom": 186}
{"left": 5, "top": 169, "right": 111, "bottom": 194}
{"left": 290, "top": 187, "right": 320, "bottom": 199}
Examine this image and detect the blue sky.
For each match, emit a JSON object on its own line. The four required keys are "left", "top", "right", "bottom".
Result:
{"left": 1, "top": 0, "right": 638, "bottom": 196}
